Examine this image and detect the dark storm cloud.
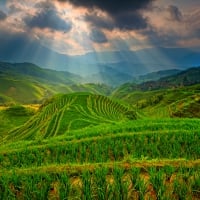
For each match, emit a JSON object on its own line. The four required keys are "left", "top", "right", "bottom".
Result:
{"left": 167, "top": 5, "right": 182, "bottom": 22}
{"left": 24, "top": 7, "right": 72, "bottom": 31}
{"left": 143, "top": 27, "right": 180, "bottom": 47}
{"left": 57, "top": 0, "right": 153, "bottom": 13}
{"left": 90, "top": 28, "right": 108, "bottom": 43}
{"left": 58, "top": 0, "right": 153, "bottom": 30}
{"left": 85, "top": 11, "right": 148, "bottom": 30}
{"left": 113, "top": 12, "right": 148, "bottom": 30}
{"left": 0, "top": 10, "right": 7, "bottom": 20}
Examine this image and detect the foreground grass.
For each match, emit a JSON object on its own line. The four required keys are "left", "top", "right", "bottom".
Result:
{"left": 0, "top": 165, "right": 199, "bottom": 200}
{"left": 0, "top": 117, "right": 199, "bottom": 199}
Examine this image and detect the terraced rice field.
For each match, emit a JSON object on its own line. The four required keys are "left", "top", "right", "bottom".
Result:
{"left": 4, "top": 93, "right": 135, "bottom": 141}
{"left": 0, "top": 93, "right": 199, "bottom": 199}
{"left": 0, "top": 120, "right": 200, "bottom": 199}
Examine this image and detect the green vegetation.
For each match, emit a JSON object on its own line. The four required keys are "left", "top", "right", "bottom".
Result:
{"left": 112, "top": 84, "right": 200, "bottom": 118}
{"left": 0, "top": 62, "right": 112, "bottom": 104}
{"left": 0, "top": 74, "right": 112, "bottom": 104}
{"left": 1, "top": 121, "right": 199, "bottom": 169}
{"left": 0, "top": 113, "right": 199, "bottom": 199}
{"left": 0, "top": 166, "right": 199, "bottom": 200}
{"left": 0, "top": 64, "right": 200, "bottom": 199}
{"left": 0, "top": 105, "right": 35, "bottom": 138}
{"left": 3, "top": 93, "right": 135, "bottom": 141}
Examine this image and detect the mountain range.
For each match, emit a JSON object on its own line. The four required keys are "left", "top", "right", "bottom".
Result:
{"left": 113, "top": 66, "right": 200, "bottom": 97}
{"left": 0, "top": 43, "right": 199, "bottom": 76}
{"left": 0, "top": 61, "right": 200, "bottom": 104}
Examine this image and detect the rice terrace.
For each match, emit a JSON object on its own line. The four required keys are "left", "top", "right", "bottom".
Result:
{"left": 0, "top": 85, "right": 200, "bottom": 199}
{"left": 0, "top": 0, "right": 200, "bottom": 199}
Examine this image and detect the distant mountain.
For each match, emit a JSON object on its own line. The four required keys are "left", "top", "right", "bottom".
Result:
{"left": 0, "top": 62, "right": 82, "bottom": 84}
{"left": 84, "top": 66, "right": 183, "bottom": 86}
{"left": 138, "top": 66, "right": 200, "bottom": 90}
{"left": 59, "top": 48, "right": 200, "bottom": 76}
{"left": 85, "top": 65, "right": 133, "bottom": 86}
{"left": 133, "top": 69, "right": 182, "bottom": 83}
{"left": 112, "top": 66, "right": 200, "bottom": 96}
{"left": 0, "top": 45, "right": 199, "bottom": 76}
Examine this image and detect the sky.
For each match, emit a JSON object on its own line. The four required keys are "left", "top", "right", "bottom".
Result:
{"left": 0, "top": 0, "right": 199, "bottom": 56}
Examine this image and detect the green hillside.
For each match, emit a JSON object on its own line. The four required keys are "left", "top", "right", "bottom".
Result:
{"left": 4, "top": 93, "right": 135, "bottom": 141}
{"left": 0, "top": 105, "right": 35, "bottom": 138}
{"left": 112, "top": 84, "right": 200, "bottom": 118}
{"left": 0, "top": 62, "right": 82, "bottom": 84}
{"left": 0, "top": 75, "right": 112, "bottom": 104}
{"left": 0, "top": 62, "right": 112, "bottom": 104}
{"left": 132, "top": 69, "right": 181, "bottom": 83}
{"left": 114, "top": 66, "right": 200, "bottom": 92}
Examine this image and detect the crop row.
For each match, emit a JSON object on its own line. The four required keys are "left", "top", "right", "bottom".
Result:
{"left": 5, "top": 96, "right": 77, "bottom": 140}
{"left": 0, "top": 131, "right": 199, "bottom": 169}
{"left": 0, "top": 166, "right": 199, "bottom": 200}
{"left": 87, "top": 95, "right": 129, "bottom": 120}
{"left": 4, "top": 94, "right": 132, "bottom": 141}
{"left": 2, "top": 118, "right": 200, "bottom": 151}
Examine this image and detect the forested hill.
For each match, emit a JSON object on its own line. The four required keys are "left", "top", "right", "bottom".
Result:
{"left": 114, "top": 66, "right": 200, "bottom": 93}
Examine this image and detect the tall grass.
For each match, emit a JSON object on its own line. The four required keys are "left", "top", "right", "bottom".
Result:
{"left": 0, "top": 166, "right": 199, "bottom": 199}
{"left": 0, "top": 129, "right": 199, "bottom": 169}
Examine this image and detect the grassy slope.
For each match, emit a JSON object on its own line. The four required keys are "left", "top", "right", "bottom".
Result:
{"left": 0, "top": 105, "right": 36, "bottom": 138}
{"left": 0, "top": 73, "right": 112, "bottom": 104}
{"left": 0, "top": 88, "right": 199, "bottom": 199}
{"left": 3, "top": 93, "right": 135, "bottom": 141}
{"left": 112, "top": 84, "right": 200, "bottom": 118}
{"left": 0, "top": 62, "right": 113, "bottom": 104}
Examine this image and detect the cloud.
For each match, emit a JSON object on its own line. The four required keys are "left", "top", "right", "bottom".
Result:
{"left": 24, "top": 5, "right": 72, "bottom": 31}
{"left": 167, "top": 5, "right": 182, "bottom": 21}
{"left": 0, "top": 10, "right": 7, "bottom": 20}
{"left": 58, "top": 0, "right": 153, "bottom": 30}
{"left": 143, "top": 27, "right": 180, "bottom": 47}
{"left": 35, "top": 1, "right": 56, "bottom": 10}
{"left": 8, "top": 4, "right": 23, "bottom": 13}
{"left": 89, "top": 28, "right": 108, "bottom": 43}
{"left": 142, "top": 6, "right": 200, "bottom": 48}
{"left": 85, "top": 11, "right": 148, "bottom": 31}
{"left": 113, "top": 12, "right": 148, "bottom": 30}
{"left": 85, "top": 12, "right": 114, "bottom": 30}
{"left": 57, "top": 0, "right": 153, "bottom": 13}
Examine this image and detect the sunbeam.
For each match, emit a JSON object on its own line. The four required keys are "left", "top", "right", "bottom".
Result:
{"left": 0, "top": 0, "right": 199, "bottom": 77}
